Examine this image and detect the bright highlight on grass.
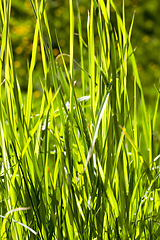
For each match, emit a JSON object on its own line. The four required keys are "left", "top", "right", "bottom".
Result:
{"left": 0, "top": 0, "right": 160, "bottom": 239}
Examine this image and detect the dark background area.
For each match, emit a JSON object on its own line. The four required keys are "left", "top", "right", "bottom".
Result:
{"left": 7, "top": 0, "right": 160, "bottom": 103}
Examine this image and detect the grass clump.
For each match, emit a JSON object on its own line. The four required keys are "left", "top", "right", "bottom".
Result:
{"left": 0, "top": 0, "right": 160, "bottom": 239}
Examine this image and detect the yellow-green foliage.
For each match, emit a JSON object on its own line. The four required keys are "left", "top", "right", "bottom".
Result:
{"left": 0, "top": 0, "right": 160, "bottom": 239}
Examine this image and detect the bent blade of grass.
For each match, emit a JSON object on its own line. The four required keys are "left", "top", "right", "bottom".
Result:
{"left": 98, "top": 0, "right": 109, "bottom": 24}
{"left": 55, "top": 41, "right": 71, "bottom": 86}
{"left": 0, "top": 214, "right": 37, "bottom": 236}
{"left": 128, "top": 10, "right": 136, "bottom": 46}
{"left": 57, "top": 53, "right": 91, "bottom": 79}
{"left": 83, "top": 90, "right": 110, "bottom": 172}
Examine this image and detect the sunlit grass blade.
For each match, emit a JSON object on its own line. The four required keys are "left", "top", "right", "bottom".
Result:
{"left": 26, "top": 21, "right": 38, "bottom": 127}
{"left": 152, "top": 86, "right": 160, "bottom": 131}
{"left": 1, "top": 0, "right": 160, "bottom": 238}
{"left": 77, "top": 0, "right": 86, "bottom": 99}
{"left": 84, "top": 89, "right": 110, "bottom": 172}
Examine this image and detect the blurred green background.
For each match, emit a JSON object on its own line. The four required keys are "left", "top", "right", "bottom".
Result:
{"left": 6, "top": 0, "right": 160, "bottom": 103}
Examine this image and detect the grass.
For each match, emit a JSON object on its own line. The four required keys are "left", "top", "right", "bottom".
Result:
{"left": 0, "top": 0, "right": 160, "bottom": 239}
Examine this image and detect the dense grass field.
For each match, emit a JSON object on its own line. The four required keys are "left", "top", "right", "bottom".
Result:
{"left": 1, "top": 0, "right": 160, "bottom": 239}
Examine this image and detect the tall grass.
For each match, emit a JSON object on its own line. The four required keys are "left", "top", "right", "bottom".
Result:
{"left": 0, "top": 0, "right": 160, "bottom": 239}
